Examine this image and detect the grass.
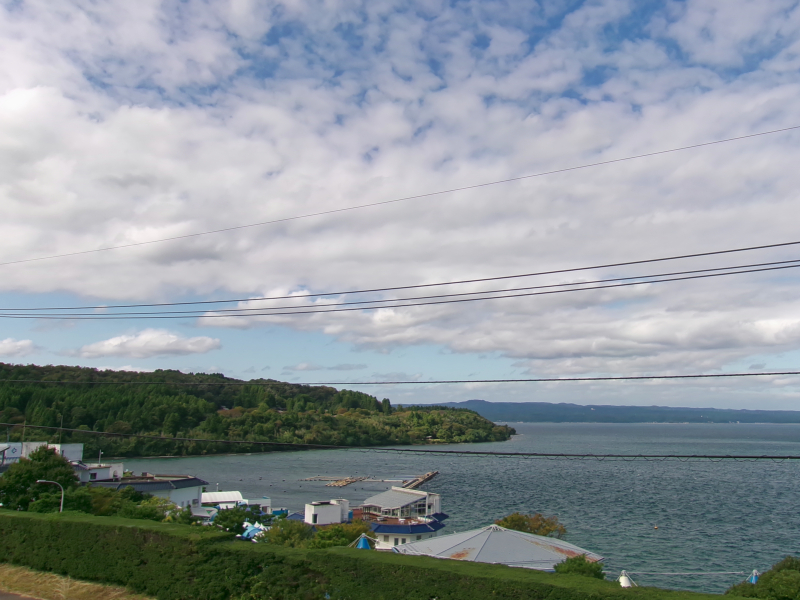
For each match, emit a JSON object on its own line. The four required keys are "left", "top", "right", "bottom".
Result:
{"left": 0, "top": 564, "right": 153, "bottom": 600}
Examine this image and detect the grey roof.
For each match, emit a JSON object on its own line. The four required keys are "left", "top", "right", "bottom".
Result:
{"left": 90, "top": 476, "right": 208, "bottom": 492}
{"left": 362, "top": 488, "right": 425, "bottom": 510}
{"left": 394, "top": 525, "right": 603, "bottom": 571}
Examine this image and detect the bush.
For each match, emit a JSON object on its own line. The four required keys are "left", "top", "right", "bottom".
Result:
{"left": 727, "top": 556, "right": 800, "bottom": 599}
{"left": 213, "top": 505, "right": 269, "bottom": 534}
{"left": 306, "top": 520, "right": 374, "bottom": 549}
{"left": 262, "top": 518, "right": 314, "bottom": 547}
{"left": 494, "top": 512, "right": 567, "bottom": 539}
{"left": 554, "top": 555, "right": 605, "bottom": 580}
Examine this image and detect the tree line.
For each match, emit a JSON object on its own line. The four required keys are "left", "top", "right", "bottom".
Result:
{"left": 0, "top": 363, "right": 514, "bottom": 457}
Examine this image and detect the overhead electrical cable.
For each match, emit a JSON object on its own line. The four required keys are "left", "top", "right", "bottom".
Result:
{"left": 2, "top": 258, "right": 798, "bottom": 317}
{"left": 2, "top": 262, "right": 799, "bottom": 320}
{"left": 3, "top": 239, "right": 800, "bottom": 312}
{"left": 2, "top": 125, "right": 799, "bottom": 269}
{"left": 2, "top": 370, "right": 800, "bottom": 386}
{"left": 2, "top": 422, "right": 800, "bottom": 461}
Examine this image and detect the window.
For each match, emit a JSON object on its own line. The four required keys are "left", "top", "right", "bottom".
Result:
{"left": 401, "top": 538, "right": 406, "bottom": 544}
{"left": 394, "top": 538, "right": 399, "bottom": 546}
{"left": 192, "top": 499, "right": 199, "bottom": 506}
{"left": 383, "top": 535, "right": 389, "bottom": 542}
{"left": 89, "top": 473, "right": 97, "bottom": 481}
{"left": 416, "top": 535, "right": 421, "bottom": 540}
{"left": 312, "top": 514, "right": 318, "bottom": 524}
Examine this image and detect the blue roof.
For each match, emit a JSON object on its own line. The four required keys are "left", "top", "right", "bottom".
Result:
{"left": 370, "top": 520, "right": 446, "bottom": 534}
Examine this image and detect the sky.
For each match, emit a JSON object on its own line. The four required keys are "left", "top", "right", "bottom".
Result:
{"left": 2, "top": 0, "right": 800, "bottom": 409}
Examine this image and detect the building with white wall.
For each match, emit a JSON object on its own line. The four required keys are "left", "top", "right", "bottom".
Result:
{"left": 305, "top": 498, "right": 350, "bottom": 526}
{"left": 72, "top": 461, "right": 124, "bottom": 483}
{"left": 91, "top": 473, "right": 208, "bottom": 509}
{"left": 357, "top": 487, "right": 447, "bottom": 550}
{"left": 1, "top": 442, "right": 84, "bottom": 465}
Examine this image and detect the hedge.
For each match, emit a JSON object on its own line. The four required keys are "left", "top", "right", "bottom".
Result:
{"left": 0, "top": 510, "right": 734, "bottom": 600}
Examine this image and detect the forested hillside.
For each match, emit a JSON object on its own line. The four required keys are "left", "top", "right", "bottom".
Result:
{"left": 0, "top": 363, "right": 514, "bottom": 458}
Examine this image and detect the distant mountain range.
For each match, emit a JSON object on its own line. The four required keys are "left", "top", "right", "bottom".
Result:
{"left": 436, "top": 400, "right": 800, "bottom": 423}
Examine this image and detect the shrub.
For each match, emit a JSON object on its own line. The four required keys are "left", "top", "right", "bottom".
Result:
{"left": 306, "top": 520, "right": 374, "bottom": 549}
{"left": 262, "top": 518, "right": 314, "bottom": 547}
{"left": 727, "top": 556, "right": 800, "bottom": 599}
{"left": 554, "top": 555, "right": 605, "bottom": 579}
{"left": 494, "top": 512, "right": 567, "bottom": 538}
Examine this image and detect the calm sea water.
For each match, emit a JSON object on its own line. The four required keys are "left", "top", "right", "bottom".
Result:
{"left": 125, "top": 423, "right": 800, "bottom": 593}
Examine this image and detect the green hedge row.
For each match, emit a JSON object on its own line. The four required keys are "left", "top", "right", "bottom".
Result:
{"left": 0, "top": 510, "right": 729, "bottom": 600}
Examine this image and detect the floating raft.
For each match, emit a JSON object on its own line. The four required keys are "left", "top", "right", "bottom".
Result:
{"left": 326, "top": 476, "right": 368, "bottom": 487}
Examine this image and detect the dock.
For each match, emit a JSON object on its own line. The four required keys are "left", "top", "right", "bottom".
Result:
{"left": 325, "top": 476, "right": 368, "bottom": 487}
{"left": 300, "top": 472, "right": 439, "bottom": 488}
{"left": 402, "top": 471, "right": 439, "bottom": 489}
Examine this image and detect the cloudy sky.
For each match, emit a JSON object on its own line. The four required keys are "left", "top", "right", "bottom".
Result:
{"left": 2, "top": 0, "right": 800, "bottom": 409}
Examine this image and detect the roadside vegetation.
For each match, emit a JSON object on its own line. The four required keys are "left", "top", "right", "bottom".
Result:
{"left": 0, "top": 446, "right": 192, "bottom": 524}
{"left": 0, "top": 362, "right": 514, "bottom": 458}
{"left": 0, "top": 509, "right": 737, "bottom": 600}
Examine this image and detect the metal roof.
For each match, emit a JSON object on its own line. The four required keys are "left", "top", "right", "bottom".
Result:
{"left": 362, "top": 488, "right": 426, "bottom": 510}
{"left": 393, "top": 525, "right": 603, "bottom": 571}
{"left": 90, "top": 476, "right": 207, "bottom": 492}
{"left": 370, "top": 520, "right": 446, "bottom": 534}
{"left": 201, "top": 491, "right": 243, "bottom": 504}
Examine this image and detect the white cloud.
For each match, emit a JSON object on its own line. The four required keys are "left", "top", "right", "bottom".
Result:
{"left": 77, "top": 329, "right": 221, "bottom": 359}
{"left": 2, "top": 1, "right": 800, "bottom": 405}
{"left": 0, "top": 338, "right": 37, "bottom": 357}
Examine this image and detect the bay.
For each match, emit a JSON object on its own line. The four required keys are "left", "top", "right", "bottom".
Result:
{"left": 125, "top": 423, "right": 800, "bottom": 593}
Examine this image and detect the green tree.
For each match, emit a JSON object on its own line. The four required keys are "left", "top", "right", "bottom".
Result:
{"left": 0, "top": 446, "right": 78, "bottom": 510}
{"left": 213, "top": 505, "right": 268, "bottom": 534}
{"left": 29, "top": 486, "right": 93, "bottom": 514}
{"left": 306, "top": 520, "right": 374, "bottom": 549}
{"left": 494, "top": 512, "right": 567, "bottom": 538}
{"left": 262, "top": 518, "right": 313, "bottom": 547}
{"left": 554, "top": 555, "right": 605, "bottom": 579}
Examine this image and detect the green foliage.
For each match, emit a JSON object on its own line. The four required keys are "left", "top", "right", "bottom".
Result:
{"left": 0, "top": 446, "right": 78, "bottom": 510}
{"left": 0, "top": 510, "right": 723, "bottom": 600}
{"left": 262, "top": 518, "right": 315, "bottom": 547}
{"left": 727, "top": 556, "right": 800, "bottom": 599}
{"left": 305, "top": 520, "right": 374, "bottom": 549}
{"left": 0, "top": 362, "right": 513, "bottom": 458}
{"left": 554, "top": 555, "right": 605, "bottom": 579}
{"left": 494, "top": 512, "right": 567, "bottom": 539}
{"left": 213, "top": 506, "right": 269, "bottom": 534}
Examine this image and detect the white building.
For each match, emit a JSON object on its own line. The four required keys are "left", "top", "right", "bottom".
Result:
{"left": 305, "top": 498, "right": 350, "bottom": 526}
{"left": 72, "top": 461, "right": 124, "bottom": 483}
{"left": 201, "top": 491, "right": 271, "bottom": 513}
{"left": 91, "top": 473, "right": 208, "bottom": 509}
{"left": 1, "top": 442, "right": 84, "bottom": 464}
{"left": 357, "top": 487, "right": 447, "bottom": 550}
{"left": 361, "top": 487, "right": 441, "bottom": 519}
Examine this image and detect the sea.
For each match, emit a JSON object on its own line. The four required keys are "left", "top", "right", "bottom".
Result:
{"left": 125, "top": 423, "right": 800, "bottom": 593}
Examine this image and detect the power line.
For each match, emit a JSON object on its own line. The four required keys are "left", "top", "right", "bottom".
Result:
{"left": 3, "top": 262, "right": 798, "bottom": 319}
{"left": 5, "top": 257, "right": 800, "bottom": 316}
{"left": 5, "top": 240, "right": 800, "bottom": 312}
{"left": 2, "top": 125, "right": 799, "bottom": 269}
{"left": 2, "top": 422, "right": 800, "bottom": 461}
{"left": 2, "top": 370, "right": 800, "bottom": 386}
